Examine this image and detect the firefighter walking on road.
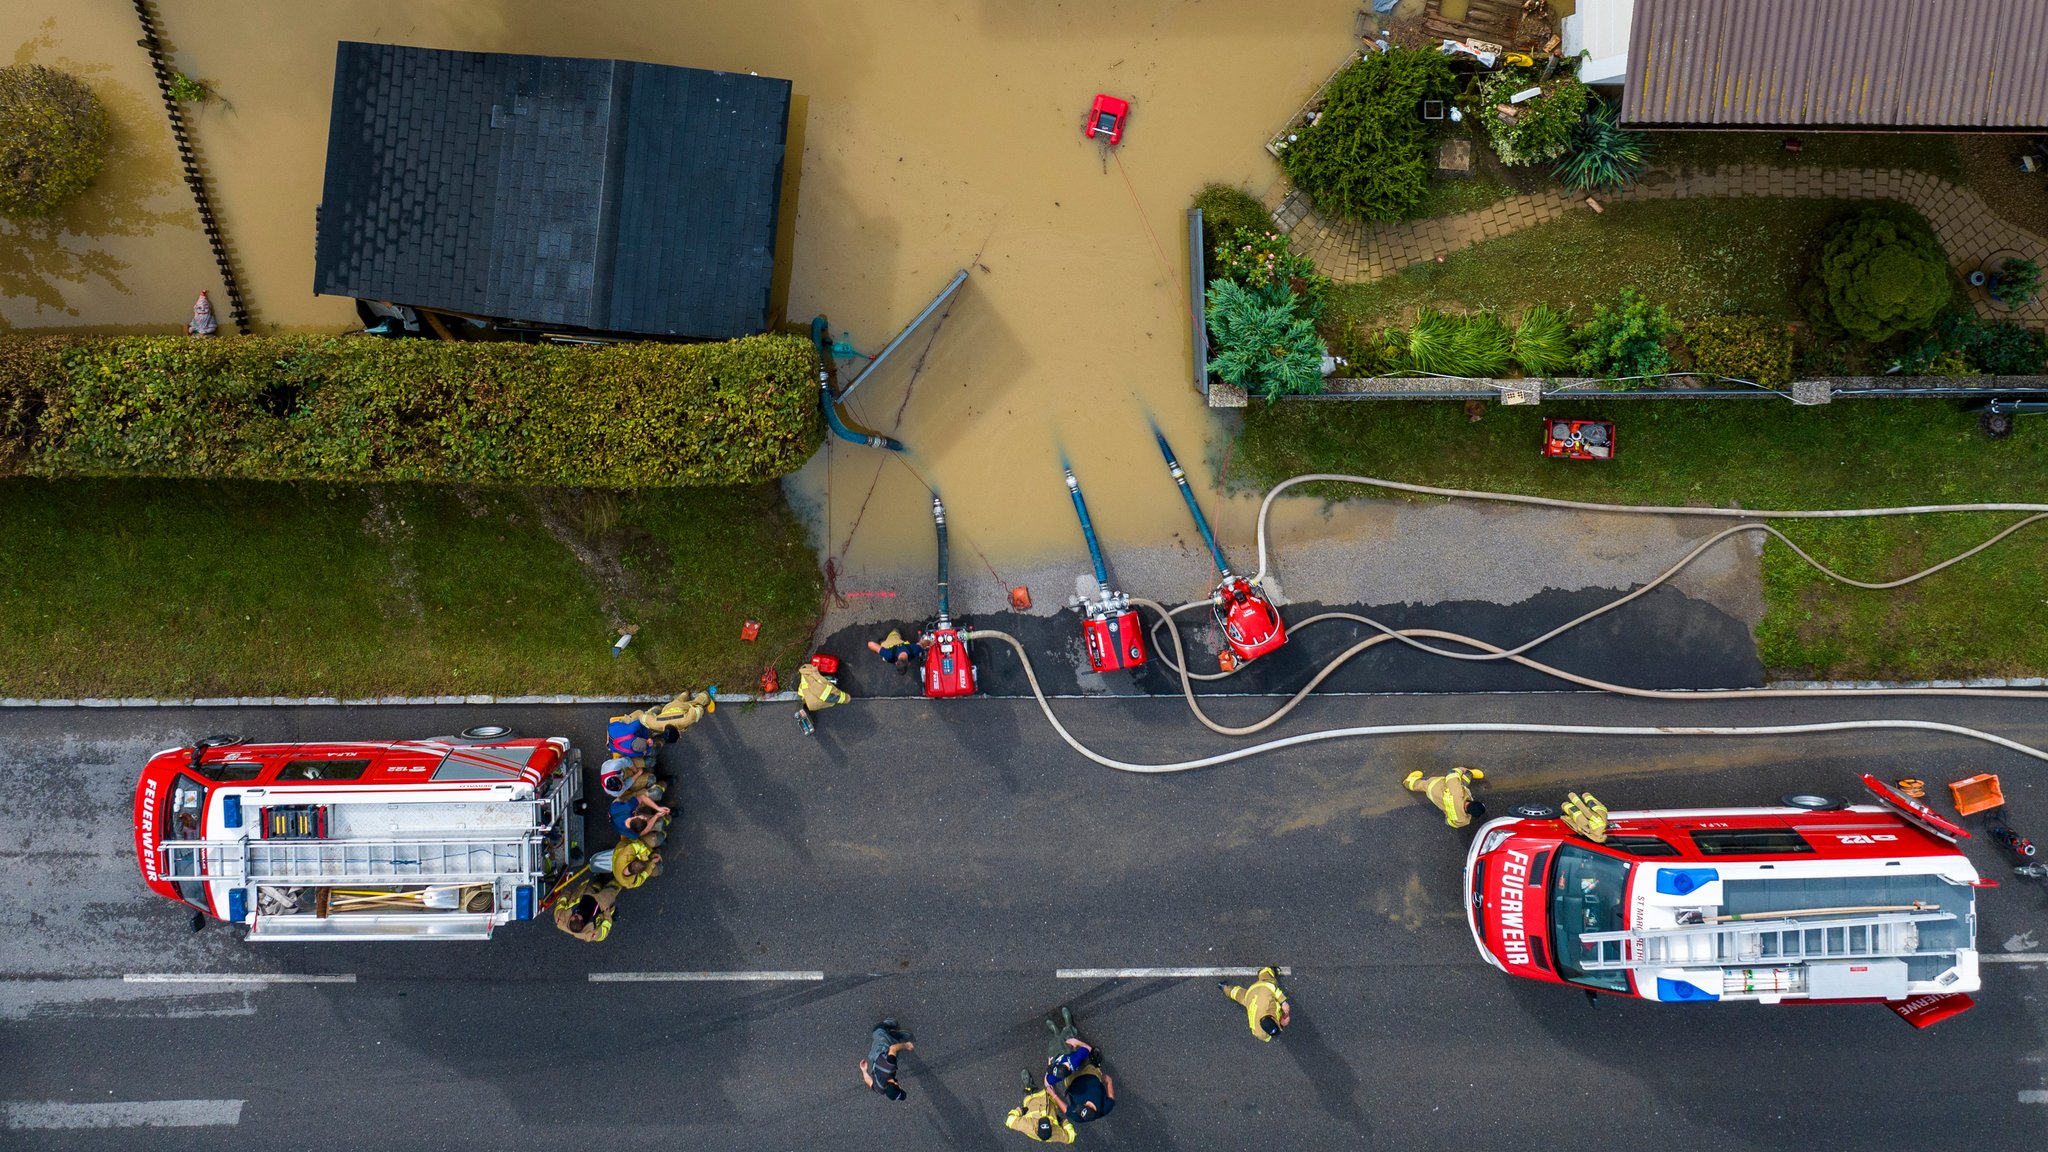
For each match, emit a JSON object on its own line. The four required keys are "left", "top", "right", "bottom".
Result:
{"left": 1219, "top": 967, "right": 1291, "bottom": 1042}
{"left": 1404, "top": 766, "right": 1485, "bottom": 828}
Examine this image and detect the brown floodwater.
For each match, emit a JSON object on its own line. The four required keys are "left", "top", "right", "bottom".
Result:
{"left": 3, "top": 0, "right": 1363, "bottom": 572}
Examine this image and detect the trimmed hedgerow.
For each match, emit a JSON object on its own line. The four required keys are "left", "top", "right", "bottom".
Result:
{"left": 1682, "top": 315, "right": 1795, "bottom": 387}
{"left": 0, "top": 334, "right": 822, "bottom": 487}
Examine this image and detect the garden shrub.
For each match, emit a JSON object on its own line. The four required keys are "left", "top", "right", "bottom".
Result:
{"left": 1897, "top": 313, "right": 2048, "bottom": 376}
{"left": 0, "top": 334, "right": 823, "bottom": 486}
{"left": 0, "top": 65, "right": 111, "bottom": 219}
{"left": 1511, "top": 305, "right": 1573, "bottom": 375}
{"left": 1208, "top": 227, "right": 1330, "bottom": 319}
{"left": 1278, "top": 47, "right": 1456, "bottom": 222}
{"left": 1553, "top": 97, "right": 1649, "bottom": 191}
{"left": 1803, "top": 206, "right": 1951, "bottom": 342}
{"left": 1402, "top": 310, "right": 1512, "bottom": 378}
{"left": 1991, "top": 257, "right": 2041, "bottom": 308}
{"left": 1192, "top": 184, "right": 1275, "bottom": 270}
{"left": 1574, "top": 288, "right": 1681, "bottom": 380}
{"left": 1206, "top": 280, "right": 1326, "bottom": 399}
{"left": 1477, "top": 66, "right": 1590, "bottom": 167}
{"left": 1682, "top": 316, "right": 1795, "bottom": 386}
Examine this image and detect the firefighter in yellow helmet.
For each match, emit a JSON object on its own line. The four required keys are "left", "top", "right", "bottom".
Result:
{"left": 795, "top": 661, "right": 850, "bottom": 735}
{"left": 1404, "top": 766, "right": 1485, "bottom": 828}
{"left": 1218, "top": 967, "right": 1291, "bottom": 1041}
{"left": 552, "top": 880, "right": 620, "bottom": 942}
{"left": 605, "top": 837, "right": 662, "bottom": 890}
{"left": 1005, "top": 1083, "right": 1077, "bottom": 1144}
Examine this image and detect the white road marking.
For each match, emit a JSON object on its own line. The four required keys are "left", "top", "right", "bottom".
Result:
{"left": 1057, "top": 967, "right": 1294, "bottom": 979}
{"left": 589, "top": 971, "right": 825, "bottom": 982}
{"left": 122, "top": 973, "right": 355, "bottom": 984}
{"left": 3, "top": 1100, "right": 244, "bottom": 1129}
{"left": 2019, "top": 1090, "right": 2048, "bottom": 1104}
{"left": 1980, "top": 954, "right": 2048, "bottom": 964}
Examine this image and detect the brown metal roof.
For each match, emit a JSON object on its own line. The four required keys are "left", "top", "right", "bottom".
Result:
{"left": 1621, "top": 0, "right": 2048, "bottom": 129}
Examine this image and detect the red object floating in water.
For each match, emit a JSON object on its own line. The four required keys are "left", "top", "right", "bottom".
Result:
{"left": 1085, "top": 94, "right": 1129, "bottom": 146}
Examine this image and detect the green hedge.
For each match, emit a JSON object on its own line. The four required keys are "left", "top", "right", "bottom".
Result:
{"left": 0, "top": 334, "right": 823, "bottom": 487}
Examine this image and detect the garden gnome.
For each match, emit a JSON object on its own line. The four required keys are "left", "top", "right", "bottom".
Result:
{"left": 186, "top": 290, "right": 218, "bottom": 336}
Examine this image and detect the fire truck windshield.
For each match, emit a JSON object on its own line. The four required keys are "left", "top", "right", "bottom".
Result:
{"left": 166, "top": 774, "right": 208, "bottom": 907}
{"left": 1549, "top": 844, "right": 1631, "bottom": 993}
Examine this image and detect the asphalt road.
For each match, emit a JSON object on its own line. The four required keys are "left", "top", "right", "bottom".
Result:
{"left": 4, "top": 694, "right": 2046, "bottom": 1151}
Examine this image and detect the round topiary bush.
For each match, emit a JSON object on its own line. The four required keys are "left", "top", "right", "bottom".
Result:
{"left": 0, "top": 64, "right": 112, "bottom": 220}
{"left": 1279, "top": 47, "right": 1456, "bottom": 223}
{"left": 1804, "top": 207, "right": 1952, "bottom": 343}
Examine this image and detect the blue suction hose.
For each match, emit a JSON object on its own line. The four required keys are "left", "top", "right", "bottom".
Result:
{"left": 1062, "top": 461, "right": 1111, "bottom": 589}
{"left": 813, "top": 316, "right": 904, "bottom": 452}
{"left": 932, "top": 494, "right": 951, "bottom": 625}
{"left": 1152, "top": 428, "right": 1233, "bottom": 577}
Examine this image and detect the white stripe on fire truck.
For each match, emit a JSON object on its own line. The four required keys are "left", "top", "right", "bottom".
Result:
{"left": 3, "top": 1100, "right": 244, "bottom": 1129}
{"left": 122, "top": 973, "right": 355, "bottom": 984}
{"left": 1057, "top": 967, "right": 1294, "bottom": 979}
{"left": 588, "top": 971, "right": 825, "bottom": 982}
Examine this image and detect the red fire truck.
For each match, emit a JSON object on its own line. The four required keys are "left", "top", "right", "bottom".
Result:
{"left": 1464, "top": 778, "right": 1983, "bottom": 1024}
{"left": 134, "top": 729, "right": 583, "bottom": 941}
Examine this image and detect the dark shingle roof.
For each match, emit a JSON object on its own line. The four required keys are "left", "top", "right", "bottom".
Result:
{"left": 314, "top": 43, "right": 790, "bottom": 338}
{"left": 1621, "top": 0, "right": 2048, "bottom": 130}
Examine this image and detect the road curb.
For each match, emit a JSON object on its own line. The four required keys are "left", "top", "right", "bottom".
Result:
{"left": 0, "top": 692, "right": 800, "bottom": 708}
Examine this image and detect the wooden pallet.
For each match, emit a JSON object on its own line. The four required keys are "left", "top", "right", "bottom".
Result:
{"left": 1419, "top": 0, "right": 1552, "bottom": 53}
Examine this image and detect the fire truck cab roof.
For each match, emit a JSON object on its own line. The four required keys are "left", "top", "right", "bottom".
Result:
{"left": 134, "top": 736, "right": 582, "bottom": 942}
{"left": 1464, "top": 802, "right": 1980, "bottom": 1007}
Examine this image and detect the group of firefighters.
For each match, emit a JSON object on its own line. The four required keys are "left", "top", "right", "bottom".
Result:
{"left": 859, "top": 973, "right": 1290, "bottom": 1144}
{"left": 551, "top": 689, "right": 715, "bottom": 942}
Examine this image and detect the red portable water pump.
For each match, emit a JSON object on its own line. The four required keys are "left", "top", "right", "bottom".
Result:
{"left": 920, "top": 495, "right": 977, "bottom": 699}
{"left": 1154, "top": 429, "right": 1286, "bottom": 664}
{"left": 1062, "top": 465, "right": 1147, "bottom": 673}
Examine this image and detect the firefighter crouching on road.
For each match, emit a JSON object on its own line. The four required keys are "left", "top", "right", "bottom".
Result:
{"left": 1005, "top": 1086, "right": 1077, "bottom": 1144}
{"left": 553, "top": 880, "right": 621, "bottom": 942}
{"left": 1404, "top": 766, "right": 1485, "bottom": 828}
{"left": 795, "top": 659, "right": 850, "bottom": 735}
{"left": 1219, "top": 967, "right": 1291, "bottom": 1041}
{"left": 597, "top": 837, "right": 662, "bottom": 890}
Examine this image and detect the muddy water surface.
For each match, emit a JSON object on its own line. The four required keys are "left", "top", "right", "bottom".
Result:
{"left": 4, "top": 1, "right": 1363, "bottom": 575}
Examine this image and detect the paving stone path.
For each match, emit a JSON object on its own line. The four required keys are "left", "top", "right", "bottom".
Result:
{"left": 1276, "top": 164, "right": 2048, "bottom": 327}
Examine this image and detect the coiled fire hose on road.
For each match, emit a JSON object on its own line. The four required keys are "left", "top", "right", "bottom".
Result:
{"left": 961, "top": 475, "right": 2048, "bottom": 773}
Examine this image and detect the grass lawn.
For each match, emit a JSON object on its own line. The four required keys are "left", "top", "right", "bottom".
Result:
{"left": 1232, "top": 399, "right": 2048, "bottom": 681}
{"left": 1410, "top": 176, "right": 1518, "bottom": 220}
{"left": 1326, "top": 197, "right": 1869, "bottom": 334}
{"left": 0, "top": 480, "right": 822, "bottom": 698}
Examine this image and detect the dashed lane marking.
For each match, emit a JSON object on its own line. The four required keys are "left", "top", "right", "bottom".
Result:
{"left": 589, "top": 971, "right": 825, "bottom": 982}
{"left": 123, "top": 973, "right": 355, "bottom": 984}
{"left": 2019, "top": 1090, "right": 2048, "bottom": 1104}
{"left": 1980, "top": 954, "right": 2048, "bottom": 964}
{"left": 3, "top": 1100, "right": 244, "bottom": 1129}
{"left": 1057, "top": 967, "right": 1294, "bottom": 979}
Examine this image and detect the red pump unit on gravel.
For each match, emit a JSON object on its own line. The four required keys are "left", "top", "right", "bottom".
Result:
{"left": 921, "top": 496, "right": 977, "bottom": 699}
{"left": 1062, "top": 463, "right": 1147, "bottom": 673}
{"left": 1153, "top": 429, "right": 1286, "bottom": 664}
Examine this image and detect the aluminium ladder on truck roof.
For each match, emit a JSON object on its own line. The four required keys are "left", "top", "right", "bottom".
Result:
{"left": 160, "top": 834, "right": 546, "bottom": 887}
{"left": 1574, "top": 911, "right": 1958, "bottom": 972}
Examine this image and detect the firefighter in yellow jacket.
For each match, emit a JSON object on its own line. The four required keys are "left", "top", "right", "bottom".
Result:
{"left": 1005, "top": 1086, "right": 1077, "bottom": 1144}
{"left": 551, "top": 881, "right": 620, "bottom": 942}
{"left": 794, "top": 661, "right": 850, "bottom": 735}
{"left": 1404, "top": 766, "right": 1485, "bottom": 828}
{"left": 1219, "top": 967, "right": 1291, "bottom": 1041}
{"left": 625, "top": 689, "right": 714, "bottom": 736}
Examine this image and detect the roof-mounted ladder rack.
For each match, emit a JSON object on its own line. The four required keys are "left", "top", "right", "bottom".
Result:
{"left": 1575, "top": 911, "right": 1957, "bottom": 971}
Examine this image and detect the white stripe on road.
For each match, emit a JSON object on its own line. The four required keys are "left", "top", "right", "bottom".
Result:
{"left": 123, "top": 973, "right": 355, "bottom": 984}
{"left": 589, "top": 971, "right": 825, "bottom": 982}
{"left": 1057, "top": 967, "right": 1294, "bottom": 979}
{"left": 1981, "top": 954, "right": 2048, "bottom": 964}
{"left": 3, "top": 1100, "right": 244, "bottom": 1129}
{"left": 2019, "top": 1090, "right": 2048, "bottom": 1104}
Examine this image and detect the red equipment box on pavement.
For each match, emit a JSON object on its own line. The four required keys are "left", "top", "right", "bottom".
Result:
{"left": 1083, "top": 609, "right": 1147, "bottom": 673}
{"left": 923, "top": 627, "right": 976, "bottom": 698}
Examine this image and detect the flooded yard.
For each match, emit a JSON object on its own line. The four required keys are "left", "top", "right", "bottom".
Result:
{"left": 3, "top": 1, "right": 1363, "bottom": 574}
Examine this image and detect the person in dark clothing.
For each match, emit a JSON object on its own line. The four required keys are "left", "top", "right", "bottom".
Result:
{"left": 1063, "top": 1064, "right": 1115, "bottom": 1123}
{"left": 859, "top": 1018, "right": 915, "bottom": 1101}
{"left": 867, "top": 628, "right": 926, "bottom": 677}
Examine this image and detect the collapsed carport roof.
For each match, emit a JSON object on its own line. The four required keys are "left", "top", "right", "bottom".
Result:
{"left": 1620, "top": 0, "right": 2048, "bottom": 130}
